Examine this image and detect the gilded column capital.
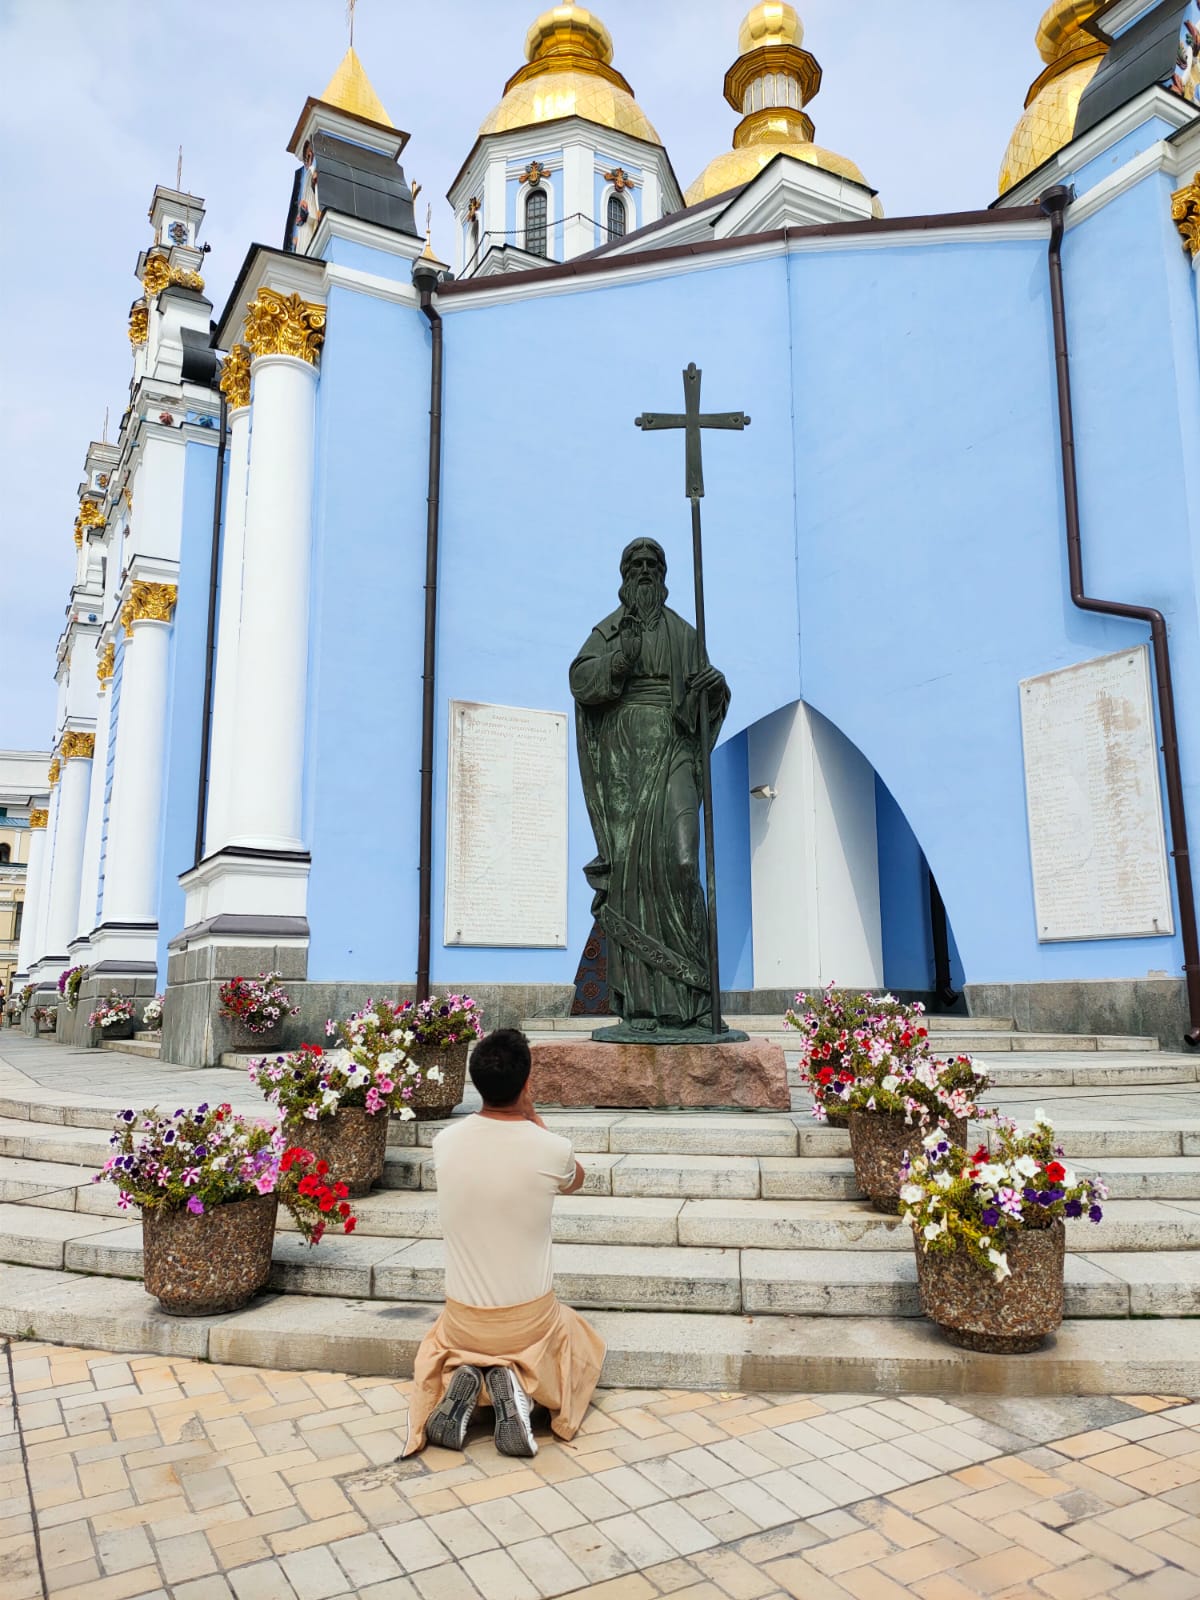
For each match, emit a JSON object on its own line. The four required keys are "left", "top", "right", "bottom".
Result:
{"left": 129, "top": 301, "right": 149, "bottom": 345}
{"left": 61, "top": 732, "right": 96, "bottom": 761}
{"left": 143, "top": 251, "right": 206, "bottom": 298}
{"left": 219, "top": 344, "right": 252, "bottom": 410}
{"left": 243, "top": 288, "right": 325, "bottom": 365}
{"left": 97, "top": 642, "right": 115, "bottom": 689}
{"left": 1172, "top": 173, "right": 1200, "bottom": 257}
{"left": 121, "top": 581, "right": 178, "bottom": 637}
{"left": 47, "top": 758, "right": 60, "bottom": 790}
{"left": 29, "top": 809, "right": 48, "bottom": 830}
{"left": 73, "top": 499, "right": 106, "bottom": 548}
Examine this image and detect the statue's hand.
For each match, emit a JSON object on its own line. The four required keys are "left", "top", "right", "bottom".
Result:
{"left": 617, "top": 616, "right": 643, "bottom": 670}
{"left": 688, "top": 664, "right": 726, "bottom": 700}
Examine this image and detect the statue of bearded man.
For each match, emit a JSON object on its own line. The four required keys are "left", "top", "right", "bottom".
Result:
{"left": 570, "top": 538, "right": 730, "bottom": 1040}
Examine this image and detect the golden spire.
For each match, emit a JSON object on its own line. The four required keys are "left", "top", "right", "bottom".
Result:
{"left": 684, "top": 4, "right": 877, "bottom": 210}
{"left": 319, "top": 46, "right": 394, "bottom": 128}
{"left": 998, "top": 1, "right": 1108, "bottom": 194}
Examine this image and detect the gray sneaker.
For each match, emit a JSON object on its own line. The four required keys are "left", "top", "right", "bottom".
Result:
{"left": 425, "top": 1365, "right": 483, "bottom": 1451}
{"left": 485, "top": 1366, "right": 537, "bottom": 1458}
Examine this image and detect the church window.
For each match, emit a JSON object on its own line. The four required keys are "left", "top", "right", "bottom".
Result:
{"left": 607, "top": 194, "right": 627, "bottom": 240}
{"left": 0, "top": 844, "right": 9, "bottom": 863}
{"left": 525, "top": 189, "right": 548, "bottom": 257}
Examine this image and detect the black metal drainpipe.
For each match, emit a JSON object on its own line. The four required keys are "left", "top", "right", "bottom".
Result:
{"left": 1042, "top": 184, "right": 1200, "bottom": 1046}
{"left": 413, "top": 264, "right": 444, "bottom": 1004}
{"left": 194, "top": 390, "right": 228, "bottom": 869}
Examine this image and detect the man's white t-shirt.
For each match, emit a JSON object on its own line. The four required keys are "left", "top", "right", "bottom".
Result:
{"left": 432, "top": 1115, "right": 577, "bottom": 1308}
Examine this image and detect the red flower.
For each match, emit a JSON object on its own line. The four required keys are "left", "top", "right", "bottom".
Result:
{"left": 338, "top": 1202, "right": 351, "bottom": 1217}
{"left": 344, "top": 1217, "right": 356, "bottom": 1234}
{"left": 298, "top": 1175, "right": 318, "bottom": 1197}
{"left": 1046, "top": 1160, "right": 1066, "bottom": 1183}
{"left": 816, "top": 1067, "right": 835, "bottom": 1086}
{"left": 319, "top": 1195, "right": 334, "bottom": 1212}
{"left": 973, "top": 1145, "right": 989, "bottom": 1163}
{"left": 312, "top": 1221, "right": 326, "bottom": 1243}
{"left": 333, "top": 1182, "right": 349, "bottom": 1200}
{"left": 317, "top": 1160, "right": 329, "bottom": 1177}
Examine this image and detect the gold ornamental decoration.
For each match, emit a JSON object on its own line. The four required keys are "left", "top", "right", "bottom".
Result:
{"left": 47, "top": 758, "right": 60, "bottom": 790}
{"left": 219, "top": 344, "right": 252, "bottom": 410}
{"left": 73, "top": 499, "right": 106, "bottom": 548}
{"left": 1172, "top": 173, "right": 1200, "bottom": 257}
{"left": 243, "top": 289, "right": 325, "bottom": 365}
{"left": 121, "top": 581, "right": 178, "bottom": 637}
{"left": 97, "top": 642, "right": 115, "bottom": 688}
{"left": 518, "top": 160, "right": 550, "bottom": 188}
{"left": 128, "top": 302, "right": 149, "bottom": 345}
{"left": 143, "top": 251, "right": 206, "bottom": 299}
{"left": 603, "top": 166, "right": 637, "bottom": 191}
{"left": 29, "top": 809, "right": 48, "bottom": 830}
{"left": 61, "top": 732, "right": 96, "bottom": 761}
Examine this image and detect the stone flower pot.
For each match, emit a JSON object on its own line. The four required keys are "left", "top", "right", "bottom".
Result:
{"left": 142, "top": 1192, "right": 278, "bottom": 1316}
{"left": 848, "top": 1110, "right": 968, "bottom": 1214}
{"left": 915, "top": 1219, "right": 1065, "bottom": 1353}
{"left": 404, "top": 1040, "right": 470, "bottom": 1122}
{"left": 283, "top": 1105, "right": 388, "bottom": 1197}
{"left": 36, "top": 1016, "right": 57, "bottom": 1035}
{"left": 233, "top": 1017, "right": 283, "bottom": 1052}
{"left": 99, "top": 1016, "right": 136, "bottom": 1041}
{"left": 823, "top": 1103, "right": 850, "bottom": 1130}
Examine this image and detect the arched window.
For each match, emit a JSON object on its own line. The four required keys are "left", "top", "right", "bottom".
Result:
{"left": 607, "top": 194, "right": 627, "bottom": 240}
{"left": 468, "top": 216, "right": 480, "bottom": 266}
{"left": 0, "top": 844, "right": 9, "bottom": 863}
{"left": 525, "top": 189, "right": 548, "bottom": 258}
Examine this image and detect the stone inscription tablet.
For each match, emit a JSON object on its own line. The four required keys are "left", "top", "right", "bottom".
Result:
{"left": 1020, "top": 646, "right": 1174, "bottom": 942}
{"left": 445, "top": 700, "right": 568, "bottom": 948}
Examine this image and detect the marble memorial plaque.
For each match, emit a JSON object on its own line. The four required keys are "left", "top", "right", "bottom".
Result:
{"left": 1020, "top": 646, "right": 1174, "bottom": 942}
{"left": 445, "top": 700, "right": 568, "bottom": 947}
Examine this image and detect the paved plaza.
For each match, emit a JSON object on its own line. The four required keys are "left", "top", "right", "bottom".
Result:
{"left": 4, "top": 1340, "right": 1200, "bottom": 1600}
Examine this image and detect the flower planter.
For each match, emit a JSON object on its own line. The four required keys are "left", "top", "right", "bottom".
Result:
{"left": 234, "top": 1018, "right": 283, "bottom": 1052}
{"left": 405, "top": 1041, "right": 470, "bottom": 1122}
{"left": 36, "top": 1017, "right": 57, "bottom": 1035}
{"left": 283, "top": 1105, "right": 388, "bottom": 1197}
{"left": 849, "top": 1110, "right": 968, "bottom": 1214}
{"left": 824, "top": 1104, "right": 850, "bottom": 1130}
{"left": 142, "top": 1192, "right": 278, "bottom": 1316}
{"left": 915, "top": 1219, "right": 1065, "bottom": 1353}
{"left": 98, "top": 1017, "right": 136, "bottom": 1042}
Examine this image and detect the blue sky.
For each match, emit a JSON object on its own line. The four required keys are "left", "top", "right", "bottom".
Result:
{"left": 0, "top": 0, "right": 1040, "bottom": 751}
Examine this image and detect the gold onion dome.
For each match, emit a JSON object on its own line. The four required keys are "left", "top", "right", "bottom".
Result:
{"left": 684, "top": 3, "right": 879, "bottom": 211}
{"left": 479, "top": 3, "right": 662, "bottom": 144}
{"left": 998, "top": 1, "right": 1108, "bottom": 194}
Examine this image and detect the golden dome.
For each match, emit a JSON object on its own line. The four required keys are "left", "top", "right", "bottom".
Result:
{"left": 998, "top": 1, "right": 1107, "bottom": 193}
{"left": 738, "top": 2, "right": 803, "bottom": 54}
{"left": 685, "top": 5, "right": 877, "bottom": 211}
{"left": 479, "top": 3, "right": 662, "bottom": 145}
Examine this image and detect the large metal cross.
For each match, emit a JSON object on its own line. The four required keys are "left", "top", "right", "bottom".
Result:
{"left": 634, "top": 363, "right": 750, "bottom": 1038}
{"left": 635, "top": 362, "right": 751, "bottom": 499}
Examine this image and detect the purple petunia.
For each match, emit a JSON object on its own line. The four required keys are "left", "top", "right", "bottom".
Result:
{"left": 981, "top": 1207, "right": 1000, "bottom": 1228}
{"left": 1064, "top": 1198, "right": 1083, "bottom": 1217}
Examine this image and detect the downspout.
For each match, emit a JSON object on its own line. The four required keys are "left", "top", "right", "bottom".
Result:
{"left": 1041, "top": 184, "right": 1200, "bottom": 1046}
{"left": 194, "top": 390, "right": 228, "bottom": 868}
{"left": 412, "top": 254, "right": 444, "bottom": 1003}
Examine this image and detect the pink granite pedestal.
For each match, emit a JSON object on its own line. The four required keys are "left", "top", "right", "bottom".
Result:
{"left": 529, "top": 1038, "right": 790, "bottom": 1111}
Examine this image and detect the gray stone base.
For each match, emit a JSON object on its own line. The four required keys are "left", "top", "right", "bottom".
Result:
{"left": 162, "top": 969, "right": 577, "bottom": 1067}
{"left": 58, "top": 974, "right": 159, "bottom": 1050}
{"left": 965, "top": 978, "right": 1192, "bottom": 1050}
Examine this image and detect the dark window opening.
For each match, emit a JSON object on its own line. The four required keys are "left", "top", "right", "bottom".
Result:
{"left": 526, "top": 189, "right": 548, "bottom": 257}
{"left": 607, "top": 194, "right": 626, "bottom": 240}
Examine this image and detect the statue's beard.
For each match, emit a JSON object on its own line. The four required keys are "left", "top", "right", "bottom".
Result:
{"left": 620, "top": 575, "right": 667, "bottom": 625}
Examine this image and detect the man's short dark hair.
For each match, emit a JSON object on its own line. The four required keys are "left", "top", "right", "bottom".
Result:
{"left": 469, "top": 1028, "right": 532, "bottom": 1107}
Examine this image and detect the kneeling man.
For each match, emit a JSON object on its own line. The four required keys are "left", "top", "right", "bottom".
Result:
{"left": 403, "top": 1028, "right": 606, "bottom": 1457}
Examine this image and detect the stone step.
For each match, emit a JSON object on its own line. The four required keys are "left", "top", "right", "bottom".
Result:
{"left": 787, "top": 1060, "right": 1199, "bottom": 1087}
{"left": 5, "top": 1261, "right": 1199, "bottom": 1393}
{"left": 526, "top": 1015, "right": 1019, "bottom": 1034}
{"left": 523, "top": 1016, "right": 1162, "bottom": 1052}
{"left": 3, "top": 1205, "right": 1198, "bottom": 1318}
{"left": 99, "top": 1038, "right": 161, "bottom": 1059}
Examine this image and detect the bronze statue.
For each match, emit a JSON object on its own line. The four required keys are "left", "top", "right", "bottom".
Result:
{"left": 571, "top": 538, "right": 734, "bottom": 1042}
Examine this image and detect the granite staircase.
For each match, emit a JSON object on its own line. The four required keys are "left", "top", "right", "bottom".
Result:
{"left": 2, "top": 1023, "right": 1199, "bottom": 1394}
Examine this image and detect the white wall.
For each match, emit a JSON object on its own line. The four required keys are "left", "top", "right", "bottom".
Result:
{"left": 748, "top": 700, "right": 884, "bottom": 989}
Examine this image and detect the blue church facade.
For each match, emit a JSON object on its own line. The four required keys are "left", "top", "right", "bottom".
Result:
{"left": 20, "top": 2, "right": 1200, "bottom": 1061}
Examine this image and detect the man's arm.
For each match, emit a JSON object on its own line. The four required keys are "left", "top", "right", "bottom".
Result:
{"left": 518, "top": 1084, "right": 586, "bottom": 1193}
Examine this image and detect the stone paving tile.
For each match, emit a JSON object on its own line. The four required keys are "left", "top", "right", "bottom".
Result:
{"left": 4, "top": 1339, "right": 1200, "bottom": 1599}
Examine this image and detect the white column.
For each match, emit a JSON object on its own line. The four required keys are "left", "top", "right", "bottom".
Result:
{"left": 748, "top": 701, "right": 885, "bottom": 988}
{"left": 224, "top": 354, "right": 317, "bottom": 851}
{"left": 204, "top": 402, "right": 251, "bottom": 853}
{"left": 101, "top": 609, "right": 174, "bottom": 926}
{"left": 14, "top": 824, "right": 47, "bottom": 976}
{"left": 44, "top": 751, "right": 92, "bottom": 957}
{"left": 33, "top": 783, "right": 60, "bottom": 963}
{"left": 77, "top": 682, "right": 113, "bottom": 939}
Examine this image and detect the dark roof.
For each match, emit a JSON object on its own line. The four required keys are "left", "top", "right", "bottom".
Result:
{"left": 181, "top": 326, "right": 220, "bottom": 387}
{"left": 283, "top": 130, "right": 419, "bottom": 249}
{"left": 1077, "top": 1, "right": 1195, "bottom": 137}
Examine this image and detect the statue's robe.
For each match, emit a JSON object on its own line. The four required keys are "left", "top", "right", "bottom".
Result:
{"left": 570, "top": 605, "right": 729, "bottom": 1030}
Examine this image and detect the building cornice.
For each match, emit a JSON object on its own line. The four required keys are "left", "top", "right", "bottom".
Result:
{"left": 213, "top": 246, "right": 327, "bottom": 354}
